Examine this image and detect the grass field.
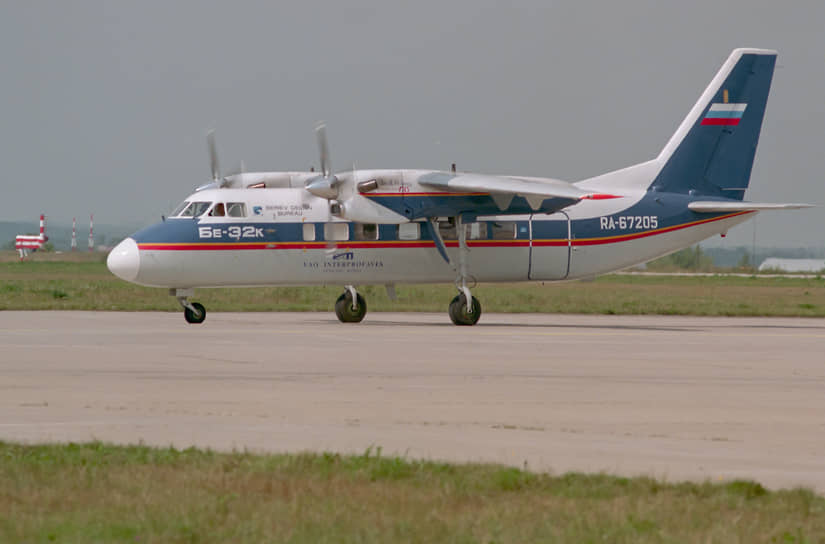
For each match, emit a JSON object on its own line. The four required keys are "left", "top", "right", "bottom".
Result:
{"left": 1, "top": 441, "right": 823, "bottom": 543}
{"left": 1, "top": 254, "right": 825, "bottom": 316}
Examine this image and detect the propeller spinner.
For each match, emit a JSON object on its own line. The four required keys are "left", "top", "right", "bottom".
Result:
{"left": 305, "top": 123, "right": 342, "bottom": 200}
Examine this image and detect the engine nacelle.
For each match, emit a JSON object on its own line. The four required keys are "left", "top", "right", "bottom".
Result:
{"left": 333, "top": 194, "right": 408, "bottom": 224}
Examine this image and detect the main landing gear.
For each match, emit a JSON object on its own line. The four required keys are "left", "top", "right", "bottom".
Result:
{"left": 172, "top": 288, "right": 206, "bottom": 324}
{"left": 448, "top": 216, "right": 482, "bottom": 326}
{"left": 449, "top": 292, "right": 481, "bottom": 326}
{"left": 335, "top": 285, "right": 367, "bottom": 323}
{"left": 326, "top": 217, "right": 483, "bottom": 326}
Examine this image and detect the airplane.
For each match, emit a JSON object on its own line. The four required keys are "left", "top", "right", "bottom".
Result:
{"left": 15, "top": 214, "right": 48, "bottom": 259}
{"left": 108, "top": 48, "right": 810, "bottom": 325}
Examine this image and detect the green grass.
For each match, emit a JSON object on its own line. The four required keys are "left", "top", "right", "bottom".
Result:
{"left": 2, "top": 258, "right": 825, "bottom": 316}
{"left": 1, "top": 441, "right": 823, "bottom": 543}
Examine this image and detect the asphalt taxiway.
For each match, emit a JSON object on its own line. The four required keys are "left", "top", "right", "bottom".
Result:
{"left": 1, "top": 311, "right": 823, "bottom": 492}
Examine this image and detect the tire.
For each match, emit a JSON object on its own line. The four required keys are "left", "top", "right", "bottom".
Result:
{"left": 335, "top": 292, "right": 367, "bottom": 323}
{"left": 448, "top": 294, "right": 481, "bottom": 326}
{"left": 184, "top": 302, "right": 206, "bottom": 324}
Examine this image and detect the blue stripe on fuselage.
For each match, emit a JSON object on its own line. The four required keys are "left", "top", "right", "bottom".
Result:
{"left": 131, "top": 193, "right": 739, "bottom": 247}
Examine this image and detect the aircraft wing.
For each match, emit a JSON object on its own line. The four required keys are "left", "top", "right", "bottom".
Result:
{"left": 418, "top": 172, "right": 619, "bottom": 209}
{"left": 689, "top": 201, "right": 813, "bottom": 213}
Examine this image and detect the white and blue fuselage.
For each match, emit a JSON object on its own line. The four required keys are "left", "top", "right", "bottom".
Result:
{"left": 109, "top": 175, "right": 753, "bottom": 288}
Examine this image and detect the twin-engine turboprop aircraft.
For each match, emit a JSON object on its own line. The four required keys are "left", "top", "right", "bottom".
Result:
{"left": 108, "top": 48, "right": 809, "bottom": 325}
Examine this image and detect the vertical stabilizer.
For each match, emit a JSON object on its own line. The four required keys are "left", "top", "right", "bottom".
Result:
{"left": 651, "top": 48, "right": 777, "bottom": 200}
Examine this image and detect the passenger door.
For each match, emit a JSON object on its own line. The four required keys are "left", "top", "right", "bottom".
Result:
{"left": 529, "top": 212, "right": 570, "bottom": 280}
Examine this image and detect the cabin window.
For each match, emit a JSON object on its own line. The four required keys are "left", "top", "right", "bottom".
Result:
{"left": 465, "top": 222, "right": 484, "bottom": 240}
{"left": 353, "top": 223, "right": 379, "bottom": 241}
{"left": 491, "top": 221, "right": 517, "bottom": 239}
{"left": 397, "top": 223, "right": 420, "bottom": 240}
{"left": 324, "top": 222, "right": 349, "bottom": 241}
{"left": 179, "top": 201, "right": 211, "bottom": 217}
{"left": 209, "top": 203, "right": 226, "bottom": 217}
{"left": 226, "top": 202, "right": 246, "bottom": 217}
{"left": 302, "top": 223, "right": 316, "bottom": 241}
{"left": 437, "top": 218, "right": 457, "bottom": 240}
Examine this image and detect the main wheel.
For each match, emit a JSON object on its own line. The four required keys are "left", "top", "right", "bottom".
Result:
{"left": 335, "top": 292, "right": 367, "bottom": 323}
{"left": 184, "top": 302, "right": 206, "bottom": 324}
{"left": 448, "top": 294, "right": 481, "bottom": 326}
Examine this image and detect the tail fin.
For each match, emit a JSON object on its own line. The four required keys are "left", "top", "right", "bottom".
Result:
{"left": 651, "top": 48, "right": 777, "bottom": 200}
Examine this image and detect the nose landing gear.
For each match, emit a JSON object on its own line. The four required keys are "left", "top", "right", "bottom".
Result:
{"left": 172, "top": 288, "right": 206, "bottom": 324}
{"left": 335, "top": 285, "right": 367, "bottom": 323}
{"left": 183, "top": 302, "right": 206, "bottom": 324}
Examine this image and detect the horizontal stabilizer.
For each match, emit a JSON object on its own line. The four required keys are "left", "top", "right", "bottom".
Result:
{"left": 689, "top": 201, "right": 812, "bottom": 213}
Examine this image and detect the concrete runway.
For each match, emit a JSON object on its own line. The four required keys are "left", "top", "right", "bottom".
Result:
{"left": 2, "top": 311, "right": 824, "bottom": 492}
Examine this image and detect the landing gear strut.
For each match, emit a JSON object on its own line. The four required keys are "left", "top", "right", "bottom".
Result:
{"left": 172, "top": 288, "right": 206, "bottom": 324}
{"left": 448, "top": 216, "right": 482, "bottom": 326}
{"left": 335, "top": 285, "right": 366, "bottom": 323}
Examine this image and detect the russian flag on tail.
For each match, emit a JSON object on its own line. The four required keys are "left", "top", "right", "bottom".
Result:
{"left": 701, "top": 103, "right": 747, "bottom": 126}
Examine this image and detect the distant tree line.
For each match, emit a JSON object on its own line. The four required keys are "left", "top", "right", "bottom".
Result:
{"left": 647, "top": 246, "right": 720, "bottom": 272}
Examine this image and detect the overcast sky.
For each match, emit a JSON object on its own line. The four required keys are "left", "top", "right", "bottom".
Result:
{"left": 2, "top": 0, "right": 823, "bottom": 247}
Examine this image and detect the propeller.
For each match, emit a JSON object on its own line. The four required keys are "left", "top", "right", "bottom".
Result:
{"left": 317, "top": 123, "right": 330, "bottom": 177}
{"left": 207, "top": 129, "right": 220, "bottom": 183}
{"left": 203, "top": 130, "right": 240, "bottom": 189}
{"left": 221, "top": 159, "right": 249, "bottom": 187}
{"left": 305, "top": 123, "right": 341, "bottom": 200}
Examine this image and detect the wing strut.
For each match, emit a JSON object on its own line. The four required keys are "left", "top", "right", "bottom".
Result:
{"left": 426, "top": 219, "right": 451, "bottom": 264}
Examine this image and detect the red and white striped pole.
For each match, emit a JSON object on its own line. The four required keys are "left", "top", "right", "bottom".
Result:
{"left": 71, "top": 217, "right": 77, "bottom": 250}
{"left": 88, "top": 214, "right": 94, "bottom": 252}
{"left": 39, "top": 214, "right": 45, "bottom": 240}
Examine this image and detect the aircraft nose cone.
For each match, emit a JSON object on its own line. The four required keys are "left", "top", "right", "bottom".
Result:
{"left": 107, "top": 237, "right": 140, "bottom": 282}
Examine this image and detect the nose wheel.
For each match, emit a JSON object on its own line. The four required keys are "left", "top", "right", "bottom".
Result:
{"left": 173, "top": 289, "right": 206, "bottom": 324}
{"left": 183, "top": 302, "right": 206, "bottom": 324}
{"left": 335, "top": 286, "right": 367, "bottom": 323}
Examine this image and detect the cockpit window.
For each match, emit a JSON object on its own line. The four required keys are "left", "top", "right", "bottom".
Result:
{"left": 178, "top": 201, "right": 211, "bottom": 217}
{"left": 171, "top": 201, "right": 190, "bottom": 217}
{"left": 209, "top": 203, "right": 226, "bottom": 217}
{"left": 226, "top": 203, "right": 246, "bottom": 217}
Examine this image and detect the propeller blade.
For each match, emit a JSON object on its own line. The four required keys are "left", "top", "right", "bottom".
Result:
{"left": 207, "top": 130, "right": 220, "bottom": 182}
{"left": 316, "top": 122, "right": 330, "bottom": 177}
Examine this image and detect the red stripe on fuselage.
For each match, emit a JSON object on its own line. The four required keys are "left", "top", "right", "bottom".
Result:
{"left": 137, "top": 240, "right": 532, "bottom": 251}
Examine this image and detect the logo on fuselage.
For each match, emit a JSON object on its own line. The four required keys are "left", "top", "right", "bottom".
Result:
{"left": 330, "top": 251, "right": 354, "bottom": 261}
{"left": 304, "top": 249, "right": 385, "bottom": 272}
